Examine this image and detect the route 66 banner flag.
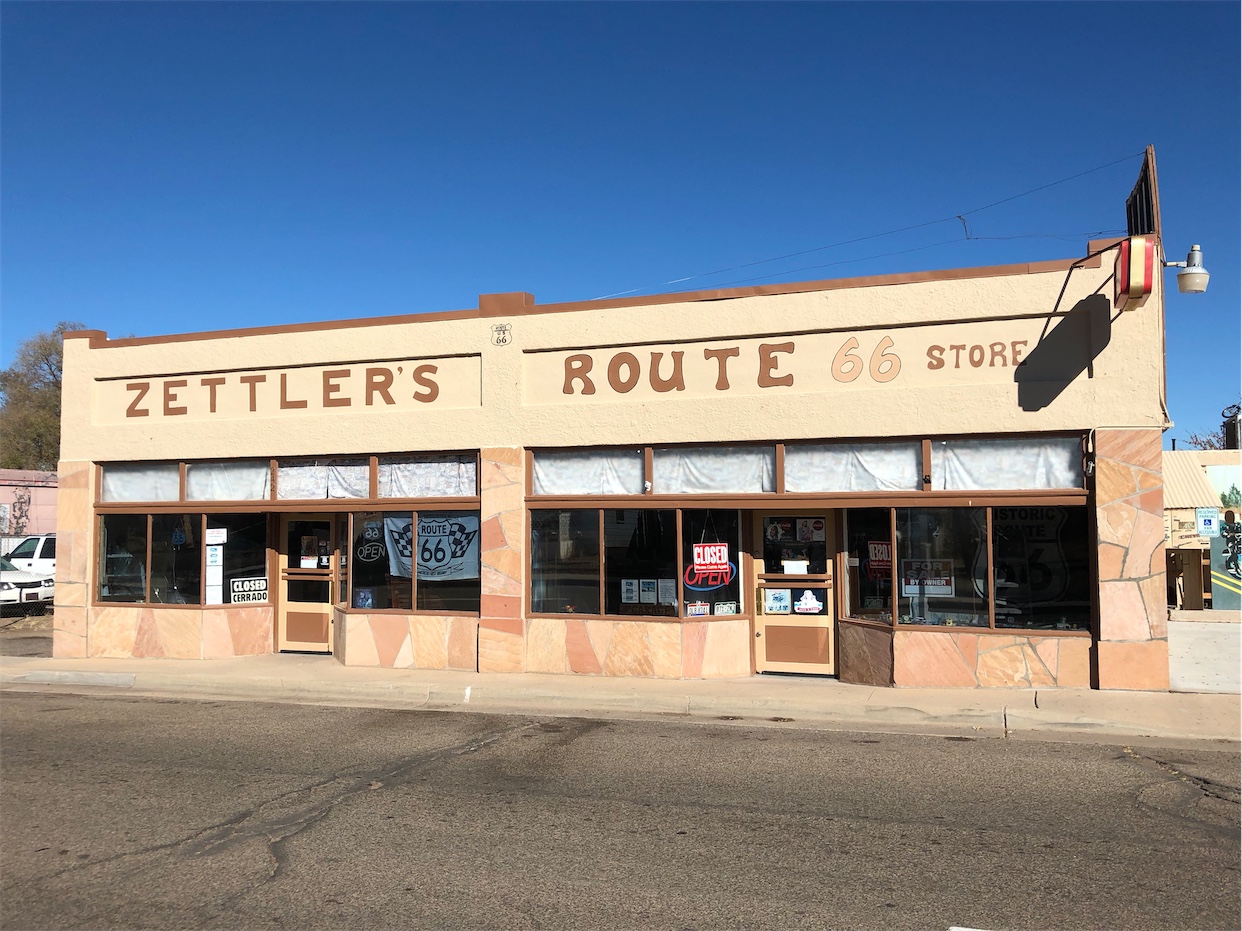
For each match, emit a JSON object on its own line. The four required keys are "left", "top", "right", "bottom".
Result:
{"left": 384, "top": 515, "right": 480, "bottom": 581}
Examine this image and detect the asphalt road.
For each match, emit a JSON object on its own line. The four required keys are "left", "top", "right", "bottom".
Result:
{"left": 1, "top": 692, "right": 1238, "bottom": 931}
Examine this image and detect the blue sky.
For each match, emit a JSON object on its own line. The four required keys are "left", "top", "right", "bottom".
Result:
{"left": 2, "top": 2, "right": 1238, "bottom": 444}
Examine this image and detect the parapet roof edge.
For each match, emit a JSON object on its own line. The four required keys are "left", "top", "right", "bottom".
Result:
{"left": 65, "top": 246, "right": 1110, "bottom": 352}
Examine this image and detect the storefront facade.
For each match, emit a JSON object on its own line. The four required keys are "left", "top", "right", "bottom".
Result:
{"left": 52, "top": 227, "right": 1173, "bottom": 690}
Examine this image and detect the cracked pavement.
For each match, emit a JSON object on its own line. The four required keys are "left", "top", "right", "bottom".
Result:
{"left": 2, "top": 692, "right": 1238, "bottom": 930}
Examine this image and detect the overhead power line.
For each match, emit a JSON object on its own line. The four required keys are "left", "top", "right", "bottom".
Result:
{"left": 590, "top": 151, "right": 1145, "bottom": 301}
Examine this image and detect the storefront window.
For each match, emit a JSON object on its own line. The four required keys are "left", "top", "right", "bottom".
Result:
{"left": 186, "top": 461, "right": 271, "bottom": 500}
{"left": 896, "top": 508, "right": 988, "bottom": 627}
{"left": 762, "top": 516, "right": 829, "bottom": 574}
{"left": 682, "top": 510, "right": 742, "bottom": 616}
{"left": 149, "top": 514, "right": 202, "bottom": 605}
{"left": 205, "top": 514, "right": 269, "bottom": 606}
{"left": 531, "top": 510, "right": 600, "bottom": 614}
{"left": 277, "top": 459, "right": 369, "bottom": 499}
{"left": 785, "top": 442, "right": 921, "bottom": 492}
{"left": 844, "top": 509, "right": 893, "bottom": 622}
{"left": 350, "top": 512, "right": 400, "bottom": 609}
{"left": 378, "top": 456, "right": 476, "bottom": 498}
{"left": 603, "top": 510, "right": 678, "bottom": 616}
{"left": 653, "top": 446, "right": 776, "bottom": 494}
{"left": 416, "top": 511, "right": 481, "bottom": 612}
{"left": 931, "top": 437, "right": 1083, "bottom": 490}
{"left": 532, "top": 450, "right": 645, "bottom": 496}
{"left": 99, "top": 514, "right": 148, "bottom": 602}
{"left": 101, "top": 463, "right": 180, "bottom": 502}
{"left": 991, "top": 507, "right": 1091, "bottom": 631}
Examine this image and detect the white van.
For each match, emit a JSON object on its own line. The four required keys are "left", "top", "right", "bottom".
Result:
{"left": 6, "top": 534, "right": 55, "bottom": 577}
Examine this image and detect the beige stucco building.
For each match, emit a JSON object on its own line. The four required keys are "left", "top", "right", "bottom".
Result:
{"left": 53, "top": 155, "right": 1176, "bottom": 690}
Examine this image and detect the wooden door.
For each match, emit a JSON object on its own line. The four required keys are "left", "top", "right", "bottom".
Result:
{"left": 277, "top": 515, "right": 337, "bottom": 653}
{"left": 752, "top": 513, "right": 836, "bottom": 675}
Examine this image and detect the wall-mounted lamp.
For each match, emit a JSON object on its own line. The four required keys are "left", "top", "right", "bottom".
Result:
{"left": 1165, "top": 244, "right": 1210, "bottom": 294}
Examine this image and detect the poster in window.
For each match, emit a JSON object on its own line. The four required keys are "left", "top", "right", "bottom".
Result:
{"left": 867, "top": 541, "right": 892, "bottom": 580}
{"left": 975, "top": 507, "right": 1068, "bottom": 605}
{"left": 764, "top": 518, "right": 796, "bottom": 543}
{"left": 639, "top": 580, "right": 657, "bottom": 604}
{"left": 685, "top": 542, "right": 735, "bottom": 592}
{"left": 797, "top": 518, "right": 826, "bottom": 543}
{"left": 657, "top": 578, "right": 677, "bottom": 607}
{"left": 792, "top": 588, "right": 826, "bottom": 614}
{"left": 900, "top": 560, "right": 954, "bottom": 597}
{"left": 763, "top": 589, "right": 792, "bottom": 614}
{"left": 621, "top": 579, "right": 639, "bottom": 604}
{"left": 300, "top": 535, "right": 318, "bottom": 569}
{"left": 385, "top": 515, "right": 480, "bottom": 581}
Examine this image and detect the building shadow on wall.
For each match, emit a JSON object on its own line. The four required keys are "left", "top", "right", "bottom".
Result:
{"left": 1015, "top": 293, "right": 1113, "bottom": 411}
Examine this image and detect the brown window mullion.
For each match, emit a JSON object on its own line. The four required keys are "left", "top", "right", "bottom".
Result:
{"left": 986, "top": 508, "right": 996, "bottom": 630}
{"left": 675, "top": 508, "right": 684, "bottom": 618}
{"left": 598, "top": 508, "right": 606, "bottom": 617}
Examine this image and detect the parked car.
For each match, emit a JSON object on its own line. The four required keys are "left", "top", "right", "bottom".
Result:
{"left": 0, "top": 556, "right": 54, "bottom": 616}
{"left": 6, "top": 534, "right": 55, "bottom": 577}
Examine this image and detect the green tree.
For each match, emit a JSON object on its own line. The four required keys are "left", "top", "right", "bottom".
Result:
{"left": 0, "top": 322, "right": 87, "bottom": 471}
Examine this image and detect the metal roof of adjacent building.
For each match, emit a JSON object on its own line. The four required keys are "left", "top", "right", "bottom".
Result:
{"left": 1163, "top": 450, "right": 1230, "bottom": 510}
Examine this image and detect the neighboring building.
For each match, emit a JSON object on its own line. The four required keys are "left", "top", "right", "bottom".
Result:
{"left": 53, "top": 151, "right": 1175, "bottom": 690}
{"left": 1164, "top": 449, "right": 1242, "bottom": 611}
{"left": 0, "top": 469, "right": 58, "bottom": 549}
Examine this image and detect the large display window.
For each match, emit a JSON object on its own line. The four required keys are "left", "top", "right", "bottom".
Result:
{"left": 531, "top": 507, "right": 743, "bottom": 619}
{"left": 842, "top": 505, "right": 1090, "bottom": 632}
{"left": 348, "top": 510, "right": 481, "bottom": 612}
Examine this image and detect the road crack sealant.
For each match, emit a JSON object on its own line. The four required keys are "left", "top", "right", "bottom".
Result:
{"left": 6, "top": 718, "right": 538, "bottom": 903}
{"left": 1121, "top": 745, "right": 1241, "bottom": 835}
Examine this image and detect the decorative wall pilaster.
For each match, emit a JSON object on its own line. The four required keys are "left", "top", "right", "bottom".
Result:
{"left": 477, "top": 447, "right": 526, "bottom": 672}
{"left": 52, "top": 461, "right": 91, "bottom": 658}
{"left": 1094, "top": 428, "right": 1168, "bottom": 690}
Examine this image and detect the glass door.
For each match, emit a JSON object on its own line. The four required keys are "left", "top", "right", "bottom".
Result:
{"left": 277, "top": 515, "right": 339, "bottom": 653}
{"left": 752, "top": 513, "right": 836, "bottom": 675}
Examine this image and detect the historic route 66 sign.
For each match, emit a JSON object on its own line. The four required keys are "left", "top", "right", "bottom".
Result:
{"left": 490, "top": 323, "right": 512, "bottom": 346}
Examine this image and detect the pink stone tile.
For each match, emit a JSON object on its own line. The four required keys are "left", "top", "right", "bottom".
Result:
{"left": 482, "top": 548, "right": 523, "bottom": 587}
{"left": 1132, "top": 488, "right": 1163, "bottom": 517}
{"left": 526, "top": 617, "right": 566, "bottom": 674}
{"left": 1097, "top": 543, "right": 1126, "bottom": 583}
{"left": 480, "top": 516, "right": 506, "bottom": 551}
{"left": 89, "top": 606, "right": 140, "bottom": 657}
{"left": 1140, "top": 576, "right": 1168, "bottom": 638}
{"left": 481, "top": 565, "right": 522, "bottom": 598}
{"left": 976, "top": 643, "right": 1029, "bottom": 687}
{"left": 229, "top": 609, "right": 274, "bottom": 655}
{"left": 1098, "top": 502, "right": 1136, "bottom": 548}
{"left": 603, "top": 623, "right": 654, "bottom": 677}
{"left": 1098, "top": 580, "right": 1153, "bottom": 641}
{"left": 478, "top": 627, "right": 524, "bottom": 672}
{"left": 954, "top": 633, "right": 979, "bottom": 672}
{"left": 447, "top": 617, "right": 477, "bottom": 670}
{"left": 586, "top": 621, "right": 614, "bottom": 666}
{"left": 409, "top": 617, "right": 450, "bottom": 668}
{"left": 481, "top": 446, "right": 524, "bottom": 467}
{"left": 369, "top": 616, "right": 409, "bottom": 667}
{"left": 566, "top": 619, "right": 602, "bottom": 675}
{"left": 1096, "top": 429, "right": 1161, "bottom": 471}
{"left": 1057, "top": 639, "right": 1092, "bottom": 687}
{"left": 681, "top": 622, "right": 707, "bottom": 678}
{"left": 53, "top": 605, "right": 86, "bottom": 638}
{"left": 1034, "top": 638, "right": 1059, "bottom": 677}
{"left": 156, "top": 612, "right": 202, "bottom": 659}
{"left": 202, "top": 612, "right": 235, "bottom": 658}
{"left": 893, "top": 631, "right": 977, "bottom": 687}
{"left": 1094, "top": 460, "right": 1137, "bottom": 507}
{"left": 480, "top": 593, "right": 521, "bottom": 619}
{"left": 132, "top": 611, "right": 163, "bottom": 658}
{"left": 1024, "top": 643, "right": 1056, "bottom": 687}
{"left": 1097, "top": 639, "right": 1169, "bottom": 690}
{"left": 649, "top": 623, "right": 681, "bottom": 679}
{"left": 53, "top": 629, "right": 87, "bottom": 658}
{"left": 701, "top": 620, "right": 750, "bottom": 678}
{"left": 343, "top": 615, "right": 379, "bottom": 666}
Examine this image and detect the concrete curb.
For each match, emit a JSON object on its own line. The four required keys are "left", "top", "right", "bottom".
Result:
{"left": 2, "top": 657, "right": 1238, "bottom": 746}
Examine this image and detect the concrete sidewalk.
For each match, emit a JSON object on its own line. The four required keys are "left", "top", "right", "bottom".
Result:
{"left": 2, "top": 652, "right": 1238, "bottom": 747}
